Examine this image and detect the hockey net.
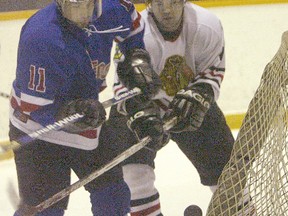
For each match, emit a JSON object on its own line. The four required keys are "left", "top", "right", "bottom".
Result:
{"left": 206, "top": 31, "right": 288, "bottom": 216}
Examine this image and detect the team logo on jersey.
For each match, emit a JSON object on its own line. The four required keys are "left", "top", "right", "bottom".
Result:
{"left": 113, "top": 45, "right": 125, "bottom": 62}
{"left": 160, "top": 55, "right": 194, "bottom": 96}
{"left": 91, "top": 60, "right": 110, "bottom": 80}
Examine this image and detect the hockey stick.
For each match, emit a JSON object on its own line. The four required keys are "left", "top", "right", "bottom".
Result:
{"left": 0, "top": 91, "right": 10, "bottom": 99}
{"left": 0, "top": 87, "right": 141, "bottom": 153}
{"left": 17, "top": 117, "right": 178, "bottom": 216}
{"left": 18, "top": 136, "right": 152, "bottom": 216}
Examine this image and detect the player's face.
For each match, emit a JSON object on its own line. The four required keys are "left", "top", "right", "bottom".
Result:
{"left": 60, "top": 0, "right": 102, "bottom": 28}
{"left": 151, "top": 0, "right": 184, "bottom": 32}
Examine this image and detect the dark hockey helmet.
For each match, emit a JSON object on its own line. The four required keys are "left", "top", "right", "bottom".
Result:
{"left": 56, "top": 0, "right": 102, "bottom": 28}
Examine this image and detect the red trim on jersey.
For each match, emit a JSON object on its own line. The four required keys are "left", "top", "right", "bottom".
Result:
{"left": 114, "top": 86, "right": 126, "bottom": 95}
{"left": 79, "top": 129, "right": 98, "bottom": 139}
{"left": 11, "top": 96, "right": 42, "bottom": 112}
{"left": 131, "top": 203, "right": 161, "bottom": 216}
{"left": 10, "top": 96, "right": 19, "bottom": 110}
{"left": 198, "top": 69, "right": 224, "bottom": 83}
{"left": 209, "top": 70, "right": 224, "bottom": 81}
{"left": 20, "top": 100, "right": 41, "bottom": 112}
{"left": 132, "top": 12, "right": 141, "bottom": 30}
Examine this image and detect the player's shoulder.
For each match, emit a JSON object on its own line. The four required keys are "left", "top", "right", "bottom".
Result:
{"left": 20, "top": 3, "right": 65, "bottom": 50}
{"left": 96, "top": 0, "right": 137, "bottom": 30}
{"left": 184, "top": 2, "right": 222, "bottom": 31}
{"left": 140, "top": 9, "right": 152, "bottom": 36}
{"left": 102, "top": 0, "right": 135, "bottom": 15}
{"left": 140, "top": 8, "right": 149, "bottom": 18}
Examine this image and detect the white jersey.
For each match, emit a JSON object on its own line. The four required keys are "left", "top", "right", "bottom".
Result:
{"left": 113, "top": 2, "right": 225, "bottom": 114}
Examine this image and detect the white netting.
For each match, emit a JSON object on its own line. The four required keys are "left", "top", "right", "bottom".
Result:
{"left": 207, "top": 31, "right": 288, "bottom": 216}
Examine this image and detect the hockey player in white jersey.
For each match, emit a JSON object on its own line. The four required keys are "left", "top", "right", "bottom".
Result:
{"left": 109, "top": 0, "right": 255, "bottom": 215}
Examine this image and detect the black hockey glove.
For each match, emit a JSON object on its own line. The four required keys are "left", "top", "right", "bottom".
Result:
{"left": 56, "top": 99, "right": 106, "bottom": 134}
{"left": 127, "top": 102, "right": 169, "bottom": 151}
{"left": 163, "top": 83, "right": 214, "bottom": 133}
{"left": 117, "top": 48, "right": 162, "bottom": 99}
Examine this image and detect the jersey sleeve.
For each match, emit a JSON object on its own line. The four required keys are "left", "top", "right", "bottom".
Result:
{"left": 109, "top": 1, "right": 146, "bottom": 114}
{"left": 114, "top": 0, "right": 145, "bottom": 54}
{"left": 192, "top": 20, "right": 225, "bottom": 101}
{"left": 13, "top": 34, "right": 77, "bottom": 126}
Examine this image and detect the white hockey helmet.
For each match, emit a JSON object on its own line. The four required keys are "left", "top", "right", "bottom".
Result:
{"left": 56, "top": 0, "right": 102, "bottom": 28}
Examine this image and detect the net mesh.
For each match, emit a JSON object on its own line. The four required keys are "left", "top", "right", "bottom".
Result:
{"left": 206, "top": 31, "right": 288, "bottom": 215}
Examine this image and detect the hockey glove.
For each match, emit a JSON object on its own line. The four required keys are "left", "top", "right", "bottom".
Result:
{"left": 127, "top": 102, "right": 168, "bottom": 151}
{"left": 117, "top": 48, "right": 162, "bottom": 99}
{"left": 56, "top": 99, "right": 106, "bottom": 134}
{"left": 163, "top": 83, "right": 214, "bottom": 133}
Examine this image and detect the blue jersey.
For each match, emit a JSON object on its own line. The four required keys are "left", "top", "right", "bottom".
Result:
{"left": 9, "top": 0, "right": 145, "bottom": 149}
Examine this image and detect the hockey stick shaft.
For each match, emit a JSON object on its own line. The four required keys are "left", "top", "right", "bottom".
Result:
{"left": 0, "top": 91, "right": 10, "bottom": 99}
{"left": 19, "top": 117, "right": 178, "bottom": 215}
{"left": 22, "top": 137, "right": 152, "bottom": 215}
{"left": 0, "top": 87, "right": 141, "bottom": 153}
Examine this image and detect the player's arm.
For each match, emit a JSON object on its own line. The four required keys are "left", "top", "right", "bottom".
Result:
{"left": 164, "top": 20, "right": 225, "bottom": 133}
{"left": 193, "top": 19, "right": 226, "bottom": 102}
{"left": 116, "top": 48, "right": 161, "bottom": 99}
{"left": 17, "top": 36, "right": 107, "bottom": 133}
{"left": 114, "top": 1, "right": 161, "bottom": 99}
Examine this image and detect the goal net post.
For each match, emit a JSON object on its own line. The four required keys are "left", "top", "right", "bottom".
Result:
{"left": 206, "top": 31, "right": 288, "bottom": 215}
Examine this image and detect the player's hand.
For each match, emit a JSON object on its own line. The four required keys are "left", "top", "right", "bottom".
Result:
{"left": 163, "top": 83, "right": 214, "bottom": 133}
{"left": 127, "top": 102, "right": 168, "bottom": 151}
{"left": 117, "top": 48, "right": 162, "bottom": 99}
{"left": 56, "top": 99, "right": 106, "bottom": 133}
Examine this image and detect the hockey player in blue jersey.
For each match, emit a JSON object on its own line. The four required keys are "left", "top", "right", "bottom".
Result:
{"left": 9, "top": 0, "right": 162, "bottom": 215}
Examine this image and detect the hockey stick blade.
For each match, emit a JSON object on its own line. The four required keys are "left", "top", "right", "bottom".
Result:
{"left": 18, "top": 136, "right": 152, "bottom": 216}
{"left": 0, "top": 87, "right": 141, "bottom": 153}
{"left": 0, "top": 113, "right": 84, "bottom": 153}
{"left": 0, "top": 91, "right": 10, "bottom": 99}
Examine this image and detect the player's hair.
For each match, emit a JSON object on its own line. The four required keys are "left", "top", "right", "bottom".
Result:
{"left": 145, "top": 0, "right": 186, "bottom": 11}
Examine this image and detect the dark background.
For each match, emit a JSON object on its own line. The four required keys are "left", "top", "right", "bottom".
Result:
{"left": 0, "top": 0, "right": 147, "bottom": 12}
{"left": 0, "top": 0, "right": 52, "bottom": 12}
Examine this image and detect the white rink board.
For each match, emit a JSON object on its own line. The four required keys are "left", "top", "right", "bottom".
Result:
{"left": 1, "top": 3, "right": 288, "bottom": 215}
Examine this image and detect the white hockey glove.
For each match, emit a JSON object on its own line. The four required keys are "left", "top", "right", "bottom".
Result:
{"left": 56, "top": 99, "right": 106, "bottom": 133}
{"left": 163, "top": 83, "right": 214, "bottom": 133}
{"left": 117, "top": 48, "right": 162, "bottom": 99}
